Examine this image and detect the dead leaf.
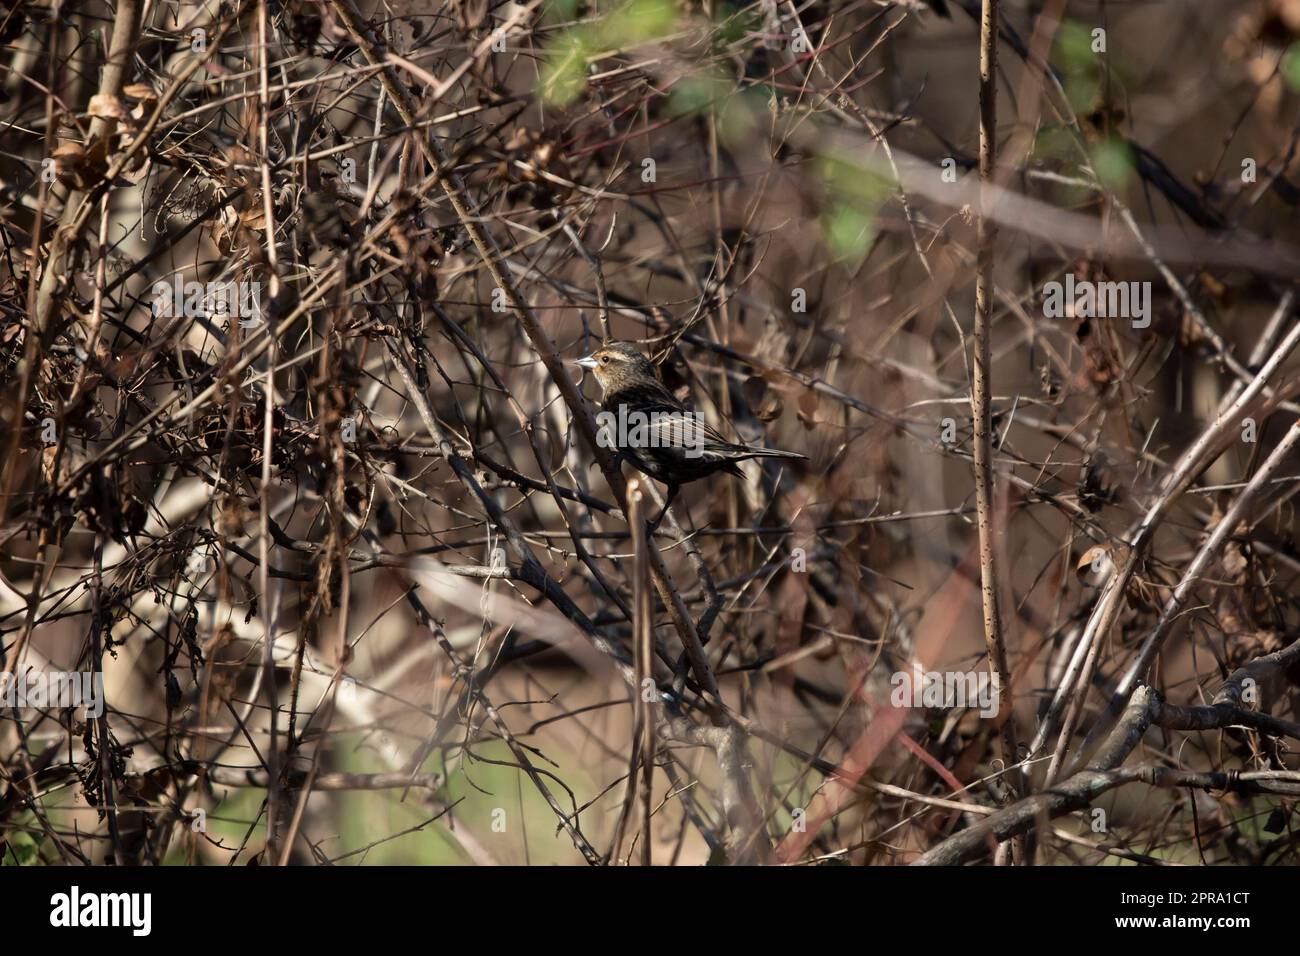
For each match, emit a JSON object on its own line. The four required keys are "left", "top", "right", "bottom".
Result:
{"left": 88, "top": 93, "right": 126, "bottom": 121}
{"left": 455, "top": 0, "right": 489, "bottom": 30}
{"left": 1220, "top": 541, "right": 1248, "bottom": 582}
{"left": 796, "top": 387, "right": 820, "bottom": 427}
{"left": 239, "top": 203, "right": 267, "bottom": 231}
{"left": 122, "top": 82, "right": 157, "bottom": 102}
{"left": 1076, "top": 545, "right": 1113, "bottom": 587}
{"left": 52, "top": 142, "right": 84, "bottom": 163}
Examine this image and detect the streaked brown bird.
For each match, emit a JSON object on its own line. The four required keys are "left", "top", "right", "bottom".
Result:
{"left": 575, "top": 341, "right": 806, "bottom": 527}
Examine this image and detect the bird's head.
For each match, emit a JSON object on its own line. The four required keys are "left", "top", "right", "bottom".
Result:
{"left": 574, "top": 341, "right": 659, "bottom": 393}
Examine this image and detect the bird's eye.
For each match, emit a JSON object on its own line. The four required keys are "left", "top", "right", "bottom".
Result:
{"left": 600, "top": 355, "right": 610, "bottom": 365}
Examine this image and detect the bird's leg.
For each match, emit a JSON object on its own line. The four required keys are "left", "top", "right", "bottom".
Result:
{"left": 646, "top": 483, "right": 678, "bottom": 536}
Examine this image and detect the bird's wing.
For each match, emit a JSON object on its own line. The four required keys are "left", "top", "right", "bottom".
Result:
{"left": 603, "top": 384, "right": 732, "bottom": 450}
{"left": 603, "top": 381, "right": 688, "bottom": 415}
{"left": 603, "top": 384, "right": 801, "bottom": 473}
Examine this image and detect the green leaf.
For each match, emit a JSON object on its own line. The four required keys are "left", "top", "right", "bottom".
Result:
{"left": 1091, "top": 138, "right": 1134, "bottom": 190}
{"left": 540, "top": 0, "right": 679, "bottom": 105}
{"left": 1284, "top": 42, "right": 1300, "bottom": 92}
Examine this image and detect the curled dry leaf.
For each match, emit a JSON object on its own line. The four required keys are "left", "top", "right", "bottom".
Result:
{"left": 51, "top": 142, "right": 85, "bottom": 179}
{"left": 744, "top": 374, "right": 785, "bottom": 421}
{"left": 122, "top": 82, "right": 158, "bottom": 102}
{"left": 1076, "top": 545, "right": 1114, "bottom": 588}
{"left": 454, "top": 0, "right": 489, "bottom": 31}
{"left": 796, "top": 387, "right": 820, "bottom": 428}
{"left": 1220, "top": 539, "right": 1249, "bottom": 582}
{"left": 87, "top": 93, "right": 127, "bottom": 121}
{"left": 51, "top": 137, "right": 111, "bottom": 189}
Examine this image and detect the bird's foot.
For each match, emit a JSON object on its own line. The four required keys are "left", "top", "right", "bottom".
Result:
{"left": 644, "top": 484, "right": 678, "bottom": 537}
{"left": 645, "top": 504, "right": 668, "bottom": 536}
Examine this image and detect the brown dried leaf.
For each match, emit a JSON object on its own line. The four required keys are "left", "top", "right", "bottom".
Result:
{"left": 122, "top": 82, "right": 157, "bottom": 102}
{"left": 88, "top": 93, "right": 127, "bottom": 120}
{"left": 1076, "top": 545, "right": 1113, "bottom": 587}
{"left": 741, "top": 374, "right": 768, "bottom": 408}
{"left": 1220, "top": 541, "right": 1248, "bottom": 582}
{"left": 455, "top": 0, "right": 489, "bottom": 30}
{"left": 796, "top": 388, "right": 820, "bottom": 428}
{"left": 756, "top": 393, "right": 784, "bottom": 422}
{"left": 239, "top": 204, "right": 267, "bottom": 231}
{"left": 52, "top": 142, "right": 84, "bottom": 162}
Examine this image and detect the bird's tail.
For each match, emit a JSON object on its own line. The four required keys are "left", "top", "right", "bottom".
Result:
{"left": 737, "top": 446, "right": 807, "bottom": 462}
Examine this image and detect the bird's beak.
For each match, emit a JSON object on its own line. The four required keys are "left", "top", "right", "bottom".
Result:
{"left": 574, "top": 355, "right": 599, "bottom": 370}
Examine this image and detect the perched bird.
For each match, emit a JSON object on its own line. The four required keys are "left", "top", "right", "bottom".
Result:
{"left": 574, "top": 341, "right": 806, "bottom": 527}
